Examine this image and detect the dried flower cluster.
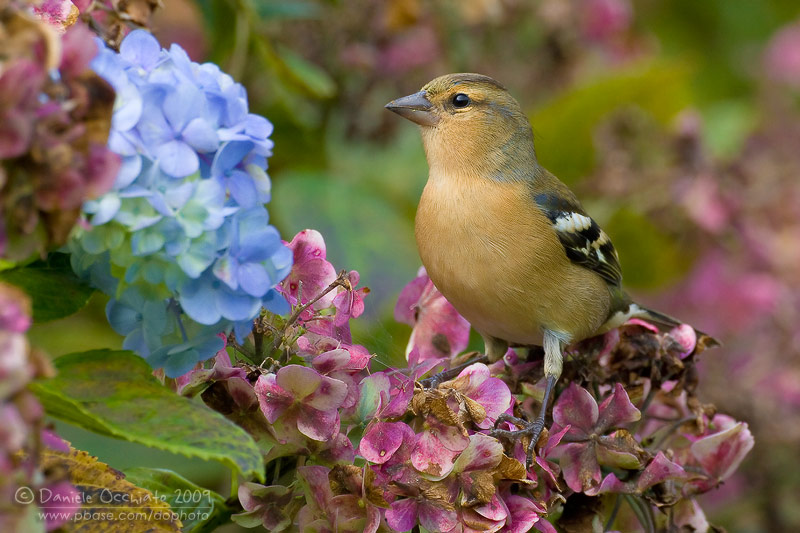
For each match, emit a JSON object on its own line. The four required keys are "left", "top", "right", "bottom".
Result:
{"left": 0, "top": 0, "right": 118, "bottom": 260}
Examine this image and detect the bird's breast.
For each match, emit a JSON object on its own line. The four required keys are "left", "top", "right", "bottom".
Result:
{"left": 414, "top": 172, "right": 609, "bottom": 345}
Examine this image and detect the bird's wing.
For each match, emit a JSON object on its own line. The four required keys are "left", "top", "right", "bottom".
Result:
{"left": 533, "top": 192, "right": 623, "bottom": 287}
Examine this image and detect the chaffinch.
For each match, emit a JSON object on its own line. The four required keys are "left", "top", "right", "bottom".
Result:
{"left": 386, "top": 73, "right": 717, "bottom": 465}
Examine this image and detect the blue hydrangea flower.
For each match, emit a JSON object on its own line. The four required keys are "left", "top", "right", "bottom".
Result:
{"left": 69, "top": 30, "right": 292, "bottom": 377}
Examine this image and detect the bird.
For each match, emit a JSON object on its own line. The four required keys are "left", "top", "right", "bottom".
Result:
{"left": 385, "top": 73, "right": 717, "bottom": 465}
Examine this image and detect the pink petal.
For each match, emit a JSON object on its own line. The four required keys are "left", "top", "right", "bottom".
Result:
{"left": 472, "top": 377, "right": 513, "bottom": 429}
{"left": 254, "top": 374, "right": 294, "bottom": 423}
{"left": 556, "top": 442, "right": 601, "bottom": 493}
{"left": 419, "top": 502, "right": 459, "bottom": 533}
{"left": 298, "top": 465, "right": 333, "bottom": 511}
{"left": 637, "top": 451, "right": 686, "bottom": 491}
{"left": 410, "top": 283, "right": 470, "bottom": 360}
{"left": 394, "top": 267, "right": 428, "bottom": 325}
{"left": 690, "top": 418, "right": 754, "bottom": 481}
{"left": 386, "top": 498, "right": 419, "bottom": 532}
{"left": 504, "top": 494, "right": 543, "bottom": 533}
{"left": 625, "top": 318, "right": 659, "bottom": 332}
{"left": 552, "top": 383, "right": 599, "bottom": 438}
{"left": 297, "top": 406, "right": 340, "bottom": 441}
{"left": 41, "top": 429, "right": 70, "bottom": 453}
{"left": 452, "top": 433, "right": 504, "bottom": 473}
{"left": 459, "top": 506, "right": 505, "bottom": 532}
{"left": 381, "top": 374, "right": 414, "bottom": 418}
{"left": 288, "top": 229, "right": 328, "bottom": 263}
{"left": 411, "top": 430, "right": 462, "bottom": 479}
{"left": 311, "top": 348, "right": 350, "bottom": 374}
{"left": 534, "top": 456, "right": 561, "bottom": 486}
{"left": 474, "top": 494, "right": 508, "bottom": 521}
{"left": 41, "top": 481, "right": 81, "bottom": 530}
{"left": 668, "top": 324, "right": 697, "bottom": 359}
{"left": 276, "top": 365, "right": 322, "bottom": 400}
{"left": 359, "top": 421, "right": 409, "bottom": 464}
{"left": 228, "top": 377, "right": 258, "bottom": 410}
{"left": 596, "top": 472, "right": 630, "bottom": 494}
{"left": 304, "top": 374, "right": 348, "bottom": 411}
{"left": 543, "top": 425, "right": 570, "bottom": 457}
{"left": 284, "top": 257, "right": 337, "bottom": 307}
{"left": 364, "top": 502, "right": 382, "bottom": 533}
{"left": 672, "top": 498, "right": 710, "bottom": 532}
{"left": 534, "top": 518, "right": 559, "bottom": 533}
{"left": 596, "top": 383, "right": 641, "bottom": 432}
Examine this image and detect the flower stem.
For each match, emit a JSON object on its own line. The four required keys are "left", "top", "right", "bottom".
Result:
{"left": 267, "top": 270, "right": 349, "bottom": 354}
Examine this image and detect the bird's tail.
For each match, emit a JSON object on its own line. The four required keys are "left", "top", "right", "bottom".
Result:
{"left": 629, "top": 303, "right": 721, "bottom": 348}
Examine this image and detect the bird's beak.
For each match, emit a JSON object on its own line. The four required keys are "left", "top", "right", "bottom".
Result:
{"left": 385, "top": 90, "right": 439, "bottom": 127}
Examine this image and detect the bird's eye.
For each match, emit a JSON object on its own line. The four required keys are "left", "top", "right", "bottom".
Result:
{"left": 452, "top": 93, "right": 471, "bottom": 108}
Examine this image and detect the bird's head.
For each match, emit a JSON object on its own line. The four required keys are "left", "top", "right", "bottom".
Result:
{"left": 385, "top": 73, "right": 537, "bottom": 180}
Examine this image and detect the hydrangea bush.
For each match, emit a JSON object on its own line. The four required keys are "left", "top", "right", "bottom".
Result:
{"left": 176, "top": 230, "right": 751, "bottom": 532}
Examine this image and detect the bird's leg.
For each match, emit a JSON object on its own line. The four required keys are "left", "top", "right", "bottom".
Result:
{"left": 492, "top": 329, "right": 565, "bottom": 468}
{"left": 418, "top": 354, "right": 489, "bottom": 388}
{"left": 419, "top": 334, "right": 506, "bottom": 389}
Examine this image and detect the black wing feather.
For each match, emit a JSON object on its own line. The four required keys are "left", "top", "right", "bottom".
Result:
{"left": 534, "top": 192, "right": 623, "bottom": 287}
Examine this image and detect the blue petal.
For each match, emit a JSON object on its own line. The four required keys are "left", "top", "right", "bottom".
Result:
{"left": 212, "top": 255, "right": 239, "bottom": 290}
{"left": 136, "top": 87, "right": 172, "bottom": 148}
{"left": 164, "top": 82, "right": 205, "bottom": 132}
{"left": 112, "top": 82, "right": 143, "bottom": 132}
{"left": 262, "top": 289, "right": 291, "bottom": 316}
{"left": 237, "top": 262, "right": 270, "bottom": 297}
{"left": 181, "top": 117, "right": 219, "bottom": 153}
{"left": 211, "top": 140, "right": 254, "bottom": 176}
{"left": 123, "top": 328, "right": 149, "bottom": 356}
{"left": 109, "top": 130, "right": 138, "bottom": 157}
{"left": 106, "top": 299, "right": 140, "bottom": 335}
{"left": 269, "top": 243, "right": 294, "bottom": 282}
{"left": 216, "top": 288, "right": 261, "bottom": 321}
{"left": 156, "top": 140, "right": 199, "bottom": 178}
{"left": 176, "top": 239, "right": 217, "bottom": 278}
{"left": 131, "top": 227, "right": 165, "bottom": 255}
{"left": 167, "top": 43, "right": 194, "bottom": 79}
{"left": 244, "top": 114, "right": 273, "bottom": 139}
{"left": 228, "top": 169, "right": 258, "bottom": 208}
{"left": 179, "top": 276, "right": 222, "bottom": 325}
{"left": 115, "top": 155, "right": 142, "bottom": 189}
{"left": 232, "top": 319, "right": 253, "bottom": 343}
{"left": 120, "top": 30, "right": 162, "bottom": 71}
{"left": 85, "top": 194, "right": 121, "bottom": 226}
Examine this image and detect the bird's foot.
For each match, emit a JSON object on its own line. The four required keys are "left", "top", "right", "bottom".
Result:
{"left": 418, "top": 352, "right": 488, "bottom": 389}
{"left": 491, "top": 413, "right": 547, "bottom": 469}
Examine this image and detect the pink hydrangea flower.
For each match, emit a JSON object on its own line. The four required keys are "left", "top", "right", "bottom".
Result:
{"left": 255, "top": 365, "right": 348, "bottom": 442}
{"left": 395, "top": 267, "right": 470, "bottom": 361}
{"left": 765, "top": 20, "right": 800, "bottom": 88}
{"left": 551, "top": 383, "right": 643, "bottom": 493}
{"left": 687, "top": 414, "right": 754, "bottom": 492}
{"left": 443, "top": 363, "right": 513, "bottom": 429}
{"left": 279, "top": 229, "right": 337, "bottom": 309}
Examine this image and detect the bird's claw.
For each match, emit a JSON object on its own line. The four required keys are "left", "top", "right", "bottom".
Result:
{"left": 418, "top": 353, "right": 488, "bottom": 390}
{"left": 491, "top": 413, "right": 547, "bottom": 469}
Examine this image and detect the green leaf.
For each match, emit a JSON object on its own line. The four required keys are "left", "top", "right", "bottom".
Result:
{"left": 31, "top": 350, "right": 263, "bottom": 480}
{"left": 0, "top": 252, "right": 94, "bottom": 322}
{"left": 123, "top": 468, "right": 231, "bottom": 533}
{"left": 604, "top": 208, "right": 689, "bottom": 289}
{"left": 252, "top": 0, "right": 320, "bottom": 19}
{"left": 275, "top": 45, "right": 336, "bottom": 99}
{"left": 532, "top": 61, "right": 692, "bottom": 184}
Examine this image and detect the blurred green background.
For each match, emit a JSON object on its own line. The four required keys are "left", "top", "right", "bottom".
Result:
{"left": 30, "top": 0, "right": 800, "bottom": 531}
